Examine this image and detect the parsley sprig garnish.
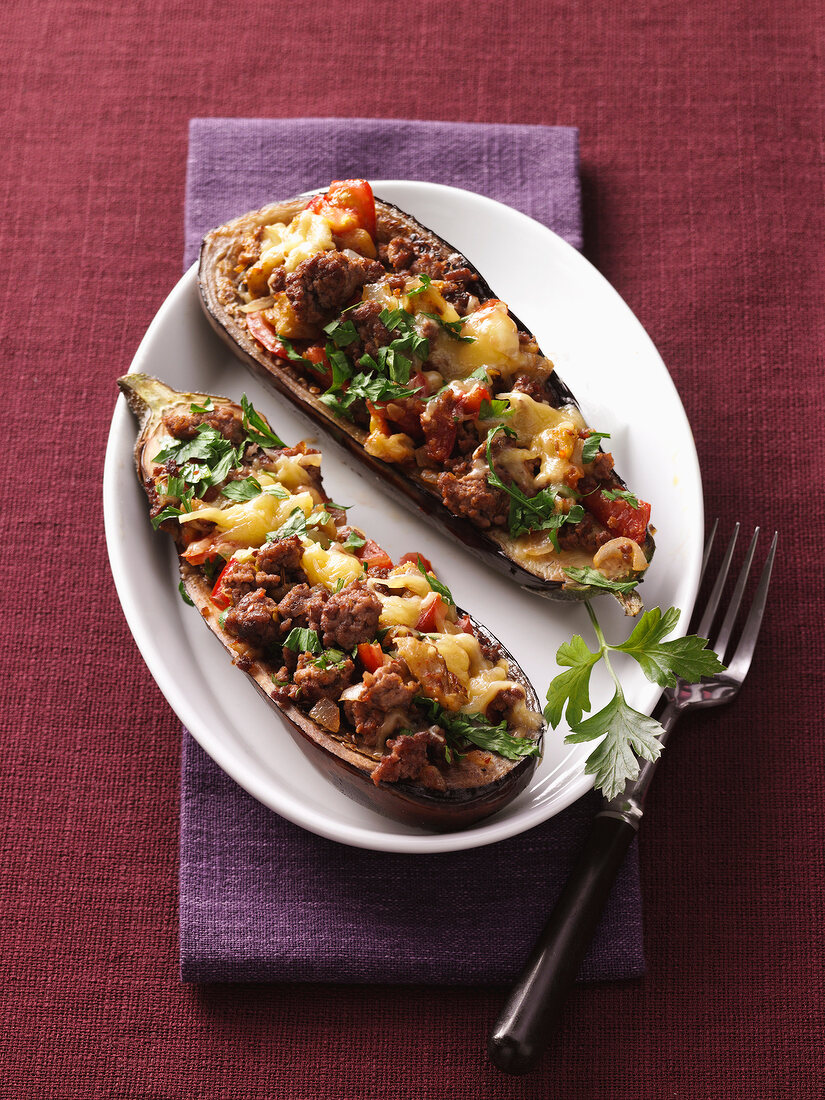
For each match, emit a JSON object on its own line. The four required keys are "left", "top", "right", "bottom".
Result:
{"left": 485, "top": 426, "right": 584, "bottom": 543}
{"left": 545, "top": 603, "right": 725, "bottom": 799}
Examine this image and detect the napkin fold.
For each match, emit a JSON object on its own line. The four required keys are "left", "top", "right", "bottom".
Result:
{"left": 180, "top": 117, "right": 644, "bottom": 984}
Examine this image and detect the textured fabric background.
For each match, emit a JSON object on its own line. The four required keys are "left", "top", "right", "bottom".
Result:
{"left": 180, "top": 117, "right": 646, "bottom": 986}
{"left": 1, "top": 1, "right": 823, "bottom": 1097}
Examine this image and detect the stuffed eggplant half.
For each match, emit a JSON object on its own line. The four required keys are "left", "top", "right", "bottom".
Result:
{"left": 199, "top": 179, "right": 655, "bottom": 609}
{"left": 118, "top": 374, "right": 543, "bottom": 831}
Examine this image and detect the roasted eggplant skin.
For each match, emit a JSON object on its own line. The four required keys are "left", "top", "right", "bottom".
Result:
{"left": 117, "top": 373, "right": 543, "bottom": 832}
{"left": 198, "top": 186, "right": 655, "bottom": 610}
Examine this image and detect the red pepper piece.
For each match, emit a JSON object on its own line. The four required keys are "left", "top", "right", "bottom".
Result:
{"left": 416, "top": 593, "right": 446, "bottom": 633}
{"left": 398, "top": 552, "right": 434, "bottom": 573}
{"left": 210, "top": 559, "right": 235, "bottom": 610}
{"left": 355, "top": 538, "right": 394, "bottom": 573}
{"left": 357, "top": 642, "right": 385, "bottom": 673}
{"left": 305, "top": 179, "right": 377, "bottom": 238}
{"left": 245, "top": 310, "right": 288, "bottom": 356}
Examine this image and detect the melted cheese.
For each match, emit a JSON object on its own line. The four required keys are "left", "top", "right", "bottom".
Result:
{"left": 259, "top": 210, "right": 334, "bottom": 273}
{"left": 178, "top": 486, "right": 314, "bottom": 547}
{"left": 301, "top": 543, "right": 364, "bottom": 591}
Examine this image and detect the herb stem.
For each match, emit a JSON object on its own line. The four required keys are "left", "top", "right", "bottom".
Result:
{"left": 584, "top": 600, "right": 622, "bottom": 694}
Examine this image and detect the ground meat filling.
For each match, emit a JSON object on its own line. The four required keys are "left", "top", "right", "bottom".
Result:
{"left": 485, "top": 685, "right": 526, "bottom": 724}
{"left": 343, "top": 661, "right": 418, "bottom": 745}
{"left": 438, "top": 467, "right": 510, "bottom": 528}
{"left": 370, "top": 727, "right": 448, "bottom": 789}
{"left": 277, "top": 583, "right": 329, "bottom": 635}
{"left": 162, "top": 404, "right": 245, "bottom": 446}
{"left": 347, "top": 299, "right": 392, "bottom": 359}
{"left": 224, "top": 588, "right": 280, "bottom": 648}
{"left": 511, "top": 372, "right": 547, "bottom": 403}
{"left": 319, "top": 579, "right": 382, "bottom": 650}
{"left": 557, "top": 510, "right": 612, "bottom": 553}
{"left": 292, "top": 653, "right": 355, "bottom": 705}
{"left": 268, "top": 251, "right": 384, "bottom": 327}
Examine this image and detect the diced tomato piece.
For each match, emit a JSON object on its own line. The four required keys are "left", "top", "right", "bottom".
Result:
{"left": 245, "top": 310, "right": 289, "bottom": 356}
{"left": 304, "top": 343, "right": 332, "bottom": 386}
{"left": 366, "top": 400, "right": 390, "bottom": 434}
{"left": 410, "top": 371, "right": 431, "bottom": 397}
{"left": 399, "top": 552, "right": 434, "bottom": 573}
{"left": 455, "top": 613, "right": 475, "bottom": 636}
{"left": 416, "top": 593, "right": 446, "bottom": 633}
{"left": 357, "top": 642, "right": 385, "bottom": 673}
{"left": 355, "top": 537, "right": 394, "bottom": 573}
{"left": 585, "top": 490, "right": 652, "bottom": 544}
{"left": 454, "top": 383, "right": 491, "bottom": 419}
{"left": 305, "top": 179, "right": 377, "bottom": 238}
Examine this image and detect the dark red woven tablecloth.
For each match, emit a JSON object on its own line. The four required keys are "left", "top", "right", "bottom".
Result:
{"left": 1, "top": 2, "right": 822, "bottom": 1097}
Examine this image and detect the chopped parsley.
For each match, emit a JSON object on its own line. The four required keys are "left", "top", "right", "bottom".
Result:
{"left": 563, "top": 567, "right": 640, "bottom": 594}
{"left": 240, "top": 394, "right": 286, "bottom": 448}
{"left": 342, "top": 530, "right": 367, "bottom": 551}
{"left": 420, "top": 312, "right": 476, "bottom": 342}
{"left": 485, "top": 426, "right": 584, "bottom": 544}
{"left": 601, "top": 488, "right": 640, "bottom": 509}
{"left": 282, "top": 628, "right": 322, "bottom": 655}
{"left": 151, "top": 395, "right": 286, "bottom": 520}
{"left": 221, "top": 476, "right": 263, "bottom": 502}
{"left": 415, "top": 696, "right": 541, "bottom": 761}
{"left": 581, "top": 431, "right": 611, "bottom": 464}
{"left": 313, "top": 648, "right": 350, "bottom": 670}
{"left": 416, "top": 559, "right": 455, "bottom": 605}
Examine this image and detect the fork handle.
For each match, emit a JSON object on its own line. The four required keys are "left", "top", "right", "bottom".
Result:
{"left": 487, "top": 813, "right": 638, "bottom": 1075}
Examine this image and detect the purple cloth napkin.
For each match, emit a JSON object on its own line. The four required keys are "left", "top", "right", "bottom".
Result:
{"left": 180, "top": 118, "right": 644, "bottom": 984}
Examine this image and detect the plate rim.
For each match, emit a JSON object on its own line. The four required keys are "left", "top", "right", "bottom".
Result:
{"left": 103, "top": 180, "right": 703, "bottom": 853}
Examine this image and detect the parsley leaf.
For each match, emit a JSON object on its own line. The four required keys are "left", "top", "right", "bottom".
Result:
{"left": 563, "top": 567, "right": 639, "bottom": 594}
{"left": 283, "top": 628, "right": 322, "bottom": 655}
{"left": 222, "top": 476, "right": 263, "bottom": 502}
{"left": 601, "top": 488, "right": 640, "bottom": 509}
{"left": 313, "top": 648, "right": 350, "bottom": 670}
{"left": 342, "top": 531, "right": 367, "bottom": 551}
{"left": 272, "top": 508, "right": 308, "bottom": 539}
{"left": 323, "top": 317, "right": 360, "bottom": 348}
{"left": 565, "top": 689, "right": 665, "bottom": 800}
{"left": 189, "top": 398, "right": 214, "bottom": 413}
{"left": 415, "top": 696, "right": 541, "bottom": 761}
{"left": 543, "top": 634, "right": 601, "bottom": 728}
{"left": 581, "top": 431, "right": 611, "bottom": 464}
{"left": 406, "top": 273, "right": 431, "bottom": 296}
{"left": 178, "top": 580, "right": 194, "bottom": 606}
{"left": 485, "top": 426, "right": 584, "bottom": 543}
{"left": 614, "top": 606, "right": 725, "bottom": 687}
{"left": 421, "top": 312, "right": 476, "bottom": 342}
{"left": 240, "top": 394, "right": 286, "bottom": 448}
{"left": 416, "top": 559, "right": 455, "bottom": 605}
{"left": 478, "top": 397, "right": 511, "bottom": 419}
{"left": 272, "top": 334, "right": 311, "bottom": 363}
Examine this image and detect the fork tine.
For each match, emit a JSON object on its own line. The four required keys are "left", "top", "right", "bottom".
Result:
{"left": 699, "top": 518, "right": 719, "bottom": 586}
{"left": 725, "top": 531, "right": 778, "bottom": 683}
{"left": 714, "top": 527, "right": 760, "bottom": 663}
{"left": 696, "top": 523, "right": 740, "bottom": 640}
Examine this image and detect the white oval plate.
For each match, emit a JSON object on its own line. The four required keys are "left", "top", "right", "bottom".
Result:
{"left": 103, "top": 181, "right": 703, "bottom": 854}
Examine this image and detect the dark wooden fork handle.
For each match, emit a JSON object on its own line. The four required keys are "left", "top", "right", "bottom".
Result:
{"left": 487, "top": 813, "right": 638, "bottom": 1074}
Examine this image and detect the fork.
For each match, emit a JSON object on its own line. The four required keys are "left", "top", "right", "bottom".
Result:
{"left": 488, "top": 522, "right": 778, "bottom": 1075}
